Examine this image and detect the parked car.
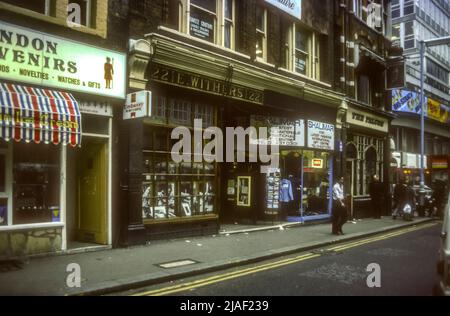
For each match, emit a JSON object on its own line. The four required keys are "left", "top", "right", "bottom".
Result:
{"left": 436, "top": 194, "right": 450, "bottom": 296}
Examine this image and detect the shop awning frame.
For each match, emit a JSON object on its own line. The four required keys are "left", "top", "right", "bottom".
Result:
{"left": 0, "top": 83, "right": 82, "bottom": 147}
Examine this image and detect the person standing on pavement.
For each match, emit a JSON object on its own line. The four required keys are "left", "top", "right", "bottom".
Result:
{"left": 332, "top": 177, "right": 347, "bottom": 235}
{"left": 369, "top": 175, "right": 384, "bottom": 219}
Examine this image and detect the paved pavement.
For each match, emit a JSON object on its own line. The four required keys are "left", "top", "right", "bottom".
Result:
{"left": 0, "top": 217, "right": 434, "bottom": 296}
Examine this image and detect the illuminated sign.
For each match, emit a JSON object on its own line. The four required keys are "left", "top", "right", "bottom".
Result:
{"left": 0, "top": 21, "right": 126, "bottom": 99}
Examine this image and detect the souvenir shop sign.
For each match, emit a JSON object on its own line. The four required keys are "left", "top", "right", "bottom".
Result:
{"left": 265, "top": 0, "right": 302, "bottom": 20}
{"left": 307, "top": 120, "right": 335, "bottom": 151}
{"left": 347, "top": 107, "right": 388, "bottom": 133}
{"left": 250, "top": 115, "right": 305, "bottom": 147}
{"left": 151, "top": 64, "right": 264, "bottom": 105}
{"left": 0, "top": 22, "right": 126, "bottom": 99}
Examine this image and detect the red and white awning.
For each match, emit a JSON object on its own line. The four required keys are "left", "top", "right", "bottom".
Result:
{"left": 0, "top": 83, "right": 82, "bottom": 147}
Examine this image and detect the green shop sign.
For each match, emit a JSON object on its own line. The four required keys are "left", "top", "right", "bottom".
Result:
{"left": 0, "top": 21, "right": 126, "bottom": 99}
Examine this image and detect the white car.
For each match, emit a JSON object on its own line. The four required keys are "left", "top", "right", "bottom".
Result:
{"left": 437, "top": 194, "right": 450, "bottom": 296}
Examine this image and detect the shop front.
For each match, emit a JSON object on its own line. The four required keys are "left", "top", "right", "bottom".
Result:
{"left": 0, "top": 22, "right": 126, "bottom": 257}
{"left": 126, "top": 31, "right": 343, "bottom": 243}
{"left": 345, "top": 105, "right": 392, "bottom": 219}
{"left": 221, "top": 93, "right": 337, "bottom": 225}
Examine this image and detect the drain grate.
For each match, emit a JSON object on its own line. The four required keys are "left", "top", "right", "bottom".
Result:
{"left": 156, "top": 259, "right": 199, "bottom": 269}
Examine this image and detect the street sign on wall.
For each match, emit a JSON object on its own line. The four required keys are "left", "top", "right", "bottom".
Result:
{"left": 265, "top": 0, "right": 302, "bottom": 20}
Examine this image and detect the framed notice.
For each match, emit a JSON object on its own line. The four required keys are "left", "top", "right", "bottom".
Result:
{"left": 237, "top": 176, "right": 252, "bottom": 207}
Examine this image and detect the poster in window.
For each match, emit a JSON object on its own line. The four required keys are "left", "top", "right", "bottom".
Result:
{"left": 295, "top": 55, "right": 307, "bottom": 75}
{"left": 190, "top": 8, "right": 215, "bottom": 43}
{"left": 237, "top": 176, "right": 252, "bottom": 207}
{"left": 204, "top": 181, "right": 214, "bottom": 213}
{"left": 167, "top": 182, "right": 176, "bottom": 218}
{"left": 142, "top": 183, "right": 153, "bottom": 219}
{"left": 265, "top": 169, "right": 281, "bottom": 212}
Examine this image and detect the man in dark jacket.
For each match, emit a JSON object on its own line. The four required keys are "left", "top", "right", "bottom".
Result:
{"left": 369, "top": 175, "right": 384, "bottom": 219}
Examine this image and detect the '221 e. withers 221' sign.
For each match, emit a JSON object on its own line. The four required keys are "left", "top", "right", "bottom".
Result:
{"left": 265, "top": 0, "right": 302, "bottom": 20}
{"left": 0, "top": 21, "right": 126, "bottom": 99}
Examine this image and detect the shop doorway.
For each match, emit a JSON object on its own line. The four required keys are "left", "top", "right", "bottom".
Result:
{"left": 75, "top": 138, "right": 108, "bottom": 245}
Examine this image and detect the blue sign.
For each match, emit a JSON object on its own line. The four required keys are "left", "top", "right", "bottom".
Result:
{"left": 392, "top": 89, "right": 424, "bottom": 114}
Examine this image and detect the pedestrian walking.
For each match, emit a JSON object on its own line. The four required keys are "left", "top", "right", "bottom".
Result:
{"left": 332, "top": 176, "right": 347, "bottom": 235}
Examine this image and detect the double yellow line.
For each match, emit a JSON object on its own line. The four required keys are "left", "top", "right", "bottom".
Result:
{"left": 134, "top": 222, "right": 437, "bottom": 296}
{"left": 327, "top": 222, "right": 437, "bottom": 252}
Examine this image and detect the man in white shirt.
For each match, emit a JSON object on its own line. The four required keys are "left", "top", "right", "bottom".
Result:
{"left": 332, "top": 177, "right": 347, "bottom": 235}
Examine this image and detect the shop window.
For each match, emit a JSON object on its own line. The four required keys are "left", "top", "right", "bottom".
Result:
{"left": 2, "top": 0, "right": 52, "bottom": 15}
{"left": 142, "top": 127, "right": 217, "bottom": 221}
{"left": 256, "top": 5, "right": 267, "bottom": 61}
{"left": 13, "top": 143, "right": 60, "bottom": 225}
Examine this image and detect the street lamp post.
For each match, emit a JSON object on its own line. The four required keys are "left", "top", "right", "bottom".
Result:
{"left": 418, "top": 36, "right": 450, "bottom": 208}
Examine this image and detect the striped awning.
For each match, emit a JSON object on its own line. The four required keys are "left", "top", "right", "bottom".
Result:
{"left": 0, "top": 83, "right": 81, "bottom": 147}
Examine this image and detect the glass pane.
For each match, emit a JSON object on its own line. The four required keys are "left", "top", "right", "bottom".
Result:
{"left": 142, "top": 183, "right": 154, "bottom": 220}
{"left": 2, "top": 0, "right": 46, "bottom": 14}
{"left": 296, "top": 28, "right": 309, "bottom": 52}
{"left": 154, "top": 182, "right": 168, "bottom": 219}
{"left": 204, "top": 181, "right": 215, "bottom": 213}
{"left": 154, "top": 154, "right": 168, "bottom": 174}
{"left": 224, "top": 21, "right": 232, "bottom": 49}
{"left": 191, "top": 0, "right": 216, "bottom": 13}
{"left": 256, "top": 6, "right": 265, "bottom": 31}
{"left": 190, "top": 7, "right": 215, "bottom": 43}
{"left": 180, "top": 181, "right": 193, "bottom": 217}
{"left": 256, "top": 33, "right": 264, "bottom": 58}
{"left": 13, "top": 143, "right": 60, "bottom": 225}
{"left": 295, "top": 51, "right": 308, "bottom": 75}
{"left": 225, "top": 0, "right": 233, "bottom": 19}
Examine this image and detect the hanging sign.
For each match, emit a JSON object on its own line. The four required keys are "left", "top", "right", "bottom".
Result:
{"left": 307, "top": 120, "right": 335, "bottom": 151}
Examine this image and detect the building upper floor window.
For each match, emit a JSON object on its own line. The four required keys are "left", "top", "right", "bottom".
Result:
{"left": 167, "top": 0, "right": 235, "bottom": 50}
{"left": 190, "top": 0, "right": 217, "bottom": 43}
{"left": 255, "top": 5, "right": 267, "bottom": 61}
{"left": 353, "top": 0, "right": 384, "bottom": 33}
{"left": 357, "top": 74, "right": 371, "bottom": 105}
{"left": 1, "top": 0, "right": 52, "bottom": 15}
{"left": 68, "top": 0, "right": 95, "bottom": 28}
{"left": 280, "top": 22, "right": 327, "bottom": 82}
{"left": 427, "top": 58, "right": 449, "bottom": 84}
